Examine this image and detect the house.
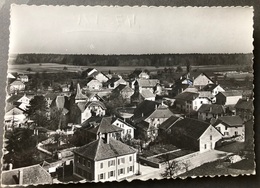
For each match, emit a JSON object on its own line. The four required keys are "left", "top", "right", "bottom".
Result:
{"left": 1, "top": 164, "right": 53, "bottom": 186}
{"left": 83, "top": 78, "right": 102, "bottom": 91}
{"left": 86, "top": 93, "right": 104, "bottom": 102}
{"left": 81, "top": 116, "right": 123, "bottom": 143}
{"left": 112, "top": 118, "right": 135, "bottom": 139}
{"left": 4, "top": 106, "right": 27, "bottom": 130}
{"left": 6, "top": 94, "right": 32, "bottom": 111}
{"left": 213, "top": 116, "right": 245, "bottom": 141}
{"left": 129, "top": 69, "right": 150, "bottom": 79}
{"left": 80, "top": 101, "right": 106, "bottom": 123}
{"left": 201, "top": 83, "right": 225, "bottom": 96}
{"left": 73, "top": 136, "right": 137, "bottom": 182}
{"left": 113, "top": 84, "right": 134, "bottom": 101}
{"left": 131, "top": 89, "right": 156, "bottom": 104}
{"left": 10, "top": 80, "right": 26, "bottom": 92}
{"left": 159, "top": 115, "right": 183, "bottom": 135}
{"left": 106, "top": 77, "right": 127, "bottom": 89}
{"left": 174, "top": 92, "right": 211, "bottom": 113}
{"left": 60, "top": 84, "right": 70, "bottom": 92}
{"left": 17, "top": 75, "right": 29, "bottom": 83}
{"left": 132, "top": 101, "right": 174, "bottom": 139}
{"left": 215, "top": 91, "right": 243, "bottom": 106}
{"left": 235, "top": 98, "right": 254, "bottom": 121}
{"left": 198, "top": 104, "right": 226, "bottom": 121}
{"left": 75, "top": 83, "right": 88, "bottom": 103}
{"left": 7, "top": 72, "right": 16, "bottom": 79}
{"left": 192, "top": 73, "right": 214, "bottom": 87}
{"left": 92, "top": 72, "right": 109, "bottom": 83}
{"left": 130, "top": 79, "right": 160, "bottom": 93}
{"left": 168, "top": 118, "right": 222, "bottom": 152}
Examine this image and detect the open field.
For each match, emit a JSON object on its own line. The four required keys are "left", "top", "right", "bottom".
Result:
{"left": 8, "top": 63, "right": 249, "bottom": 74}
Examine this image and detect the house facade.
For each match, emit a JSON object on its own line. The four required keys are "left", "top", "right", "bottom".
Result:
{"left": 198, "top": 104, "right": 226, "bottom": 121}
{"left": 168, "top": 118, "right": 222, "bottom": 152}
{"left": 81, "top": 101, "right": 106, "bottom": 123}
{"left": 10, "top": 80, "right": 25, "bottom": 92}
{"left": 84, "top": 79, "right": 102, "bottom": 91}
{"left": 215, "top": 91, "right": 242, "bottom": 106}
{"left": 213, "top": 116, "right": 245, "bottom": 141}
{"left": 235, "top": 98, "right": 253, "bottom": 121}
{"left": 112, "top": 118, "right": 135, "bottom": 139}
{"left": 193, "top": 73, "right": 214, "bottom": 87}
{"left": 93, "top": 72, "right": 109, "bottom": 83}
{"left": 73, "top": 136, "right": 137, "bottom": 182}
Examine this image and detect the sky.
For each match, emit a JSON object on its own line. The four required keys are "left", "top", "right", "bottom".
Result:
{"left": 9, "top": 5, "right": 253, "bottom": 55}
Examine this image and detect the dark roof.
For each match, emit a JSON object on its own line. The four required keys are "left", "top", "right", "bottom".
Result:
{"left": 82, "top": 116, "right": 123, "bottom": 134}
{"left": 6, "top": 94, "right": 24, "bottom": 103}
{"left": 218, "top": 90, "right": 242, "bottom": 97}
{"left": 44, "top": 92, "right": 58, "bottom": 100}
{"left": 159, "top": 116, "right": 183, "bottom": 131}
{"left": 198, "top": 104, "right": 226, "bottom": 114}
{"left": 106, "top": 77, "right": 120, "bottom": 84}
{"left": 1, "top": 164, "right": 52, "bottom": 185}
{"left": 74, "top": 138, "right": 136, "bottom": 161}
{"left": 136, "top": 121, "right": 150, "bottom": 131}
{"left": 235, "top": 98, "right": 253, "bottom": 110}
{"left": 174, "top": 92, "right": 199, "bottom": 101}
{"left": 202, "top": 84, "right": 219, "bottom": 92}
{"left": 50, "top": 95, "right": 69, "bottom": 110}
{"left": 132, "top": 100, "right": 161, "bottom": 121}
{"left": 113, "top": 84, "right": 127, "bottom": 93}
{"left": 170, "top": 118, "right": 210, "bottom": 140}
{"left": 214, "top": 116, "right": 244, "bottom": 127}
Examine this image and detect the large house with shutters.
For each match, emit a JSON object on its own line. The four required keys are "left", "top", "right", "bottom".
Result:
{"left": 235, "top": 98, "right": 253, "bottom": 121}
{"left": 73, "top": 135, "right": 137, "bottom": 182}
{"left": 198, "top": 104, "right": 226, "bottom": 121}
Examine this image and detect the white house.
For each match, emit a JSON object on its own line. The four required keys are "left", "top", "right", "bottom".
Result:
{"left": 93, "top": 72, "right": 109, "bottom": 83}
{"left": 215, "top": 91, "right": 243, "bottom": 106}
{"left": 83, "top": 78, "right": 102, "bottom": 91}
{"left": 73, "top": 136, "right": 137, "bottom": 182}
{"left": 9, "top": 80, "right": 26, "bottom": 92}
{"left": 18, "top": 75, "right": 29, "bottom": 83}
{"left": 193, "top": 73, "right": 214, "bottom": 87}
{"left": 4, "top": 107, "right": 27, "bottom": 130}
{"left": 112, "top": 118, "right": 135, "bottom": 139}
{"left": 80, "top": 101, "right": 106, "bottom": 123}
{"left": 213, "top": 116, "right": 245, "bottom": 141}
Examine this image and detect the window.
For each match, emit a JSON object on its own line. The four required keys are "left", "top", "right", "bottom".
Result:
{"left": 100, "top": 162, "right": 103, "bottom": 169}
{"left": 83, "top": 159, "right": 86, "bottom": 166}
{"left": 129, "top": 166, "right": 133, "bottom": 172}
{"left": 210, "top": 135, "right": 212, "bottom": 140}
{"left": 109, "top": 171, "right": 114, "bottom": 177}
{"left": 87, "top": 161, "right": 91, "bottom": 168}
{"left": 118, "top": 159, "right": 120, "bottom": 165}
{"left": 121, "top": 158, "right": 125, "bottom": 163}
{"left": 99, "top": 173, "right": 104, "bottom": 180}
{"left": 129, "top": 156, "right": 132, "bottom": 162}
{"left": 224, "top": 132, "right": 229, "bottom": 136}
{"left": 204, "top": 144, "right": 207, "bottom": 149}
{"left": 118, "top": 168, "right": 124, "bottom": 175}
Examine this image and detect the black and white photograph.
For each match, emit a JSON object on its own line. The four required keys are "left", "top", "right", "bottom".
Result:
{"left": 1, "top": 4, "right": 255, "bottom": 186}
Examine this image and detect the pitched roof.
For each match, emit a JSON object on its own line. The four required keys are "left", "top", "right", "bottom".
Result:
{"left": 113, "top": 84, "right": 127, "bottom": 93}
{"left": 174, "top": 92, "right": 199, "bottom": 101}
{"left": 219, "top": 90, "right": 242, "bottom": 97}
{"left": 147, "top": 107, "right": 174, "bottom": 119}
{"left": 170, "top": 118, "right": 210, "bottom": 140}
{"left": 75, "top": 83, "right": 88, "bottom": 100}
{"left": 202, "top": 84, "right": 219, "bottom": 92}
{"left": 74, "top": 137, "right": 136, "bottom": 161}
{"left": 198, "top": 104, "right": 226, "bottom": 114}
{"left": 136, "top": 79, "right": 159, "bottom": 88}
{"left": 136, "top": 121, "right": 150, "bottom": 131}
{"left": 10, "top": 80, "right": 25, "bottom": 86}
{"left": 214, "top": 116, "right": 244, "bottom": 127}
{"left": 235, "top": 98, "right": 253, "bottom": 110}
{"left": 112, "top": 118, "right": 135, "bottom": 129}
{"left": 198, "top": 91, "right": 214, "bottom": 98}
{"left": 159, "top": 116, "right": 183, "bottom": 131}
{"left": 1, "top": 164, "right": 52, "bottom": 185}
{"left": 6, "top": 94, "right": 24, "bottom": 103}
{"left": 132, "top": 100, "right": 161, "bottom": 121}
{"left": 82, "top": 116, "right": 123, "bottom": 134}
{"left": 141, "top": 89, "right": 156, "bottom": 98}
{"left": 85, "top": 101, "right": 106, "bottom": 110}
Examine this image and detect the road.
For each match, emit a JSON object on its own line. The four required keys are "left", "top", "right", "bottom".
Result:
{"left": 127, "top": 150, "right": 232, "bottom": 181}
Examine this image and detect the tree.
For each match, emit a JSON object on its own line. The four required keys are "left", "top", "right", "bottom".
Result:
{"left": 176, "top": 66, "right": 183, "bottom": 73}
{"left": 26, "top": 68, "right": 32, "bottom": 72}
{"left": 69, "top": 80, "right": 75, "bottom": 92}
{"left": 161, "top": 154, "right": 182, "bottom": 178}
{"left": 186, "top": 61, "right": 191, "bottom": 73}
{"left": 4, "top": 128, "right": 38, "bottom": 168}
{"left": 63, "top": 66, "right": 68, "bottom": 70}
{"left": 27, "top": 95, "right": 48, "bottom": 128}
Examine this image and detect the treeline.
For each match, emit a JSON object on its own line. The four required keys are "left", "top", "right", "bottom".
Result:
{"left": 13, "top": 53, "right": 253, "bottom": 67}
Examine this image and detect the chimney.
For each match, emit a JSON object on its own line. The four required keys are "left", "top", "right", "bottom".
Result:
{"left": 18, "top": 169, "right": 23, "bottom": 185}
{"left": 142, "top": 113, "right": 144, "bottom": 117}
{"left": 104, "top": 133, "right": 110, "bottom": 144}
{"left": 216, "top": 81, "right": 218, "bottom": 85}
{"left": 209, "top": 107, "right": 212, "bottom": 113}
{"left": 9, "top": 163, "right": 13, "bottom": 170}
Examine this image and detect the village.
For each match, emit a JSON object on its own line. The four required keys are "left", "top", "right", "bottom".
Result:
{"left": 2, "top": 63, "right": 254, "bottom": 185}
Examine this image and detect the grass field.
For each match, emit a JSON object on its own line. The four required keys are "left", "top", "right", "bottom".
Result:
{"left": 8, "top": 63, "right": 246, "bottom": 75}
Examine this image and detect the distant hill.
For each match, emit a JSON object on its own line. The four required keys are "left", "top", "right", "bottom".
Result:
{"left": 12, "top": 53, "right": 253, "bottom": 67}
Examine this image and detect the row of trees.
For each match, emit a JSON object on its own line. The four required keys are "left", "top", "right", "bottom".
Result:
{"left": 14, "top": 53, "right": 253, "bottom": 67}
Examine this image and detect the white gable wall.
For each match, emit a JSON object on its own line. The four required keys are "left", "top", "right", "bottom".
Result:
{"left": 199, "top": 125, "right": 222, "bottom": 152}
